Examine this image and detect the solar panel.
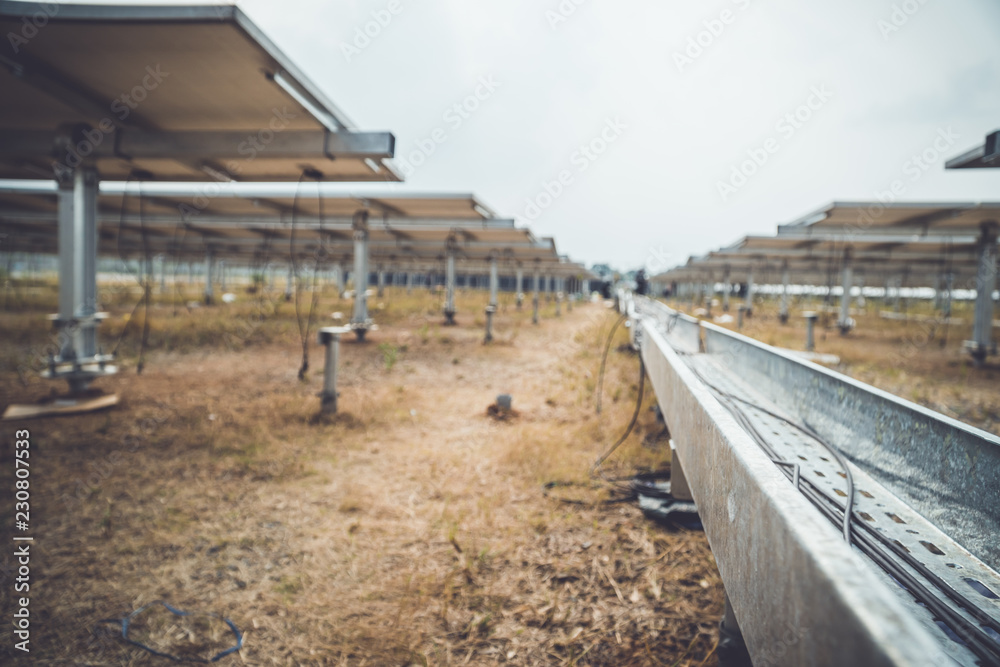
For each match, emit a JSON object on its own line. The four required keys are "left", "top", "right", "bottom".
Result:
{"left": 778, "top": 202, "right": 1000, "bottom": 236}
{"left": 0, "top": 2, "right": 398, "bottom": 182}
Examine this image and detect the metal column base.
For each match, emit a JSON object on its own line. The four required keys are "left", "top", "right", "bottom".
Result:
{"left": 635, "top": 445, "right": 702, "bottom": 529}
{"left": 636, "top": 488, "right": 700, "bottom": 528}
{"left": 43, "top": 313, "right": 117, "bottom": 393}
{"left": 484, "top": 306, "right": 496, "bottom": 343}
{"left": 350, "top": 321, "right": 374, "bottom": 342}
{"left": 964, "top": 340, "right": 997, "bottom": 367}
{"left": 317, "top": 326, "right": 350, "bottom": 414}
{"left": 444, "top": 309, "right": 457, "bottom": 326}
{"left": 41, "top": 358, "right": 118, "bottom": 393}
{"left": 2, "top": 390, "right": 119, "bottom": 420}
{"left": 718, "top": 596, "right": 752, "bottom": 667}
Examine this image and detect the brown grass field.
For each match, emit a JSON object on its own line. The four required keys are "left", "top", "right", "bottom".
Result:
{"left": 0, "top": 279, "right": 723, "bottom": 666}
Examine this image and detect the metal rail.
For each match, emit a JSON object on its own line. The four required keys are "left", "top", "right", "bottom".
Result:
{"left": 622, "top": 292, "right": 1000, "bottom": 666}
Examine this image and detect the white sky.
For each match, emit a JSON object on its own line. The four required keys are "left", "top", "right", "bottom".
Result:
{"left": 38, "top": 1, "right": 1000, "bottom": 271}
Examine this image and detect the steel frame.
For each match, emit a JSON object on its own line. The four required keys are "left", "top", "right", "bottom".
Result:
{"left": 624, "top": 293, "right": 1000, "bottom": 666}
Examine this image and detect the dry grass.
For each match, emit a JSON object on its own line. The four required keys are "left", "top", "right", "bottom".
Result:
{"left": 668, "top": 294, "right": 1000, "bottom": 436}
{"left": 0, "top": 282, "right": 722, "bottom": 665}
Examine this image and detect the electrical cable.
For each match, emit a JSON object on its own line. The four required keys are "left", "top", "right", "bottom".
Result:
{"left": 111, "top": 173, "right": 136, "bottom": 356}
{"left": 304, "top": 180, "right": 325, "bottom": 365}
{"left": 590, "top": 358, "right": 645, "bottom": 477}
{"left": 289, "top": 171, "right": 324, "bottom": 381}
{"left": 786, "top": 468, "right": 1000, "bottom": 665}
{"left": 638, "top": 295, "right": 1000, "bottom": 665}
{"left": 137, "top": 179, "right": 151, "bottom": 375}
{"left": 97, "top": 600, "right": 243, "bottom": 663}
{"left": 111, "top": 172, "right": 147, "bottom": 361}
{"left": 544, "top": 320, "right": 654, "bottom": 506}
{"left": 685, "top": 363, "right": 855, "bottom": 546}
{"left": 596, "top": 313, "right": 628, "bottom": 414}
{"left": 725, "top": 383, "right": 1000, "bottom": 663}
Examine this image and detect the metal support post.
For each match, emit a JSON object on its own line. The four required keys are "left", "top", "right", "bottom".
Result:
{"left": 805, "top": 311, "right": 818, "bottom": 351}
{"left": 317, "top": 326, "right": 350, "bottom": 413}
{"left": 204, "top": 249, "right": 215, "bottom": 305}
{"left": 900, "top": 271, "right": 910, "bottom": 314}
{"left": 555, "top": 277, "right": 562, "bottom": 317}
{"left": 333, "top": 262, "right": 344, "bottom": 298}
{"left": 967, "top": 222, "right": 998, "bottom": 365}
{"left": 143, "top": 255, "right": 153, "bottom": 296}
{"left": 744, "top": 269, "right": 754, "bottom": 317}
{"left": 444, "top": 246, "right": 457, "bottom": 325}
{"left": 485, "top": 254, "right": 498, "bottom": 342}
{"left": 943, "top": 272, "right": 954, "bottom": 319}
{"left": 516, "top": 265, "right": 524, "bottom": 310}
{"left": 779, "top": 263, "right": 790, "bottom": 324}
{"left": 838, "top": 252, "right": 853, "bottom": 335}
{"left": 377, "top": 265, "right": 385, "bottom": 298}
{"left": 45, "top": 165, "right": 115, "bottom": 393}
{"left": 723, "top": 266, "right": 731, "bottom": 312}
{"left": 285, "top": 262, "right": 293, "bottom": 301}
{"left": 350, "top": 211, "right": 371, "bottom": 341}
{"left": 532, "top": 267, "right": 540, "bottom": 325}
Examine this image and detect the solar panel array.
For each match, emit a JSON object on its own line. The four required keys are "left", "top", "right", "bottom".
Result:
{"left": 0, "top": 3, "right": 595, "bottom": 283}
{"left": 654, "top": 202, "right": 999, "bottom": 289}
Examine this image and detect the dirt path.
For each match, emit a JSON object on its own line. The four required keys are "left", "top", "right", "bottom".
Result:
{"left": 1, "top": 300, "right": 722, "bottom": 665}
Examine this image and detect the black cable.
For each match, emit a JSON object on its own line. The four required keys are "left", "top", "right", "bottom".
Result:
{"left": 111, "top": 172, "right": 145, "bottom": 360}
{"left": 708, "top": 369, "right": 1000, "bottom": 663}
{"left": 97, "top": 600, "right": 243, "bottom": 663}
{"left": 544, "top": 339, "right": 649, "bottom": 506}
{"left": 787, "top": 469, "right": 1000, "bottom": 665}
{"left": 289, "top": 171, "right": 309, "bottom": 380}
{"left": 688, "top": 364, "right": 855, "bottom": 545}
{"left": 645, "top": 297, "right": 1000, "bottom": 664}
{"left": 541, "top": 480, "right": 636, "bottom": 506}
{"left": 303, "top": 181, "right": 324, "bottom": 369}
{"left": 596, "top": 313, "right": 628, "bottom": 414}
{"left": 591, "top": 358, "right": 645, "bottom": 477}
{"left": 137, "top": 180, "right": 151, "bottom": 375}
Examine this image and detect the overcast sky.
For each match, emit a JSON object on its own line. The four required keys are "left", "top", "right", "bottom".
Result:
{"left": 46, "top": 0, "right": 1000, "bottom": 271}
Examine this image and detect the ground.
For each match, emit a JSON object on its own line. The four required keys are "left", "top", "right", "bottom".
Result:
{"left": 0, "top": 280, "right": 723, "bottom": 666}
